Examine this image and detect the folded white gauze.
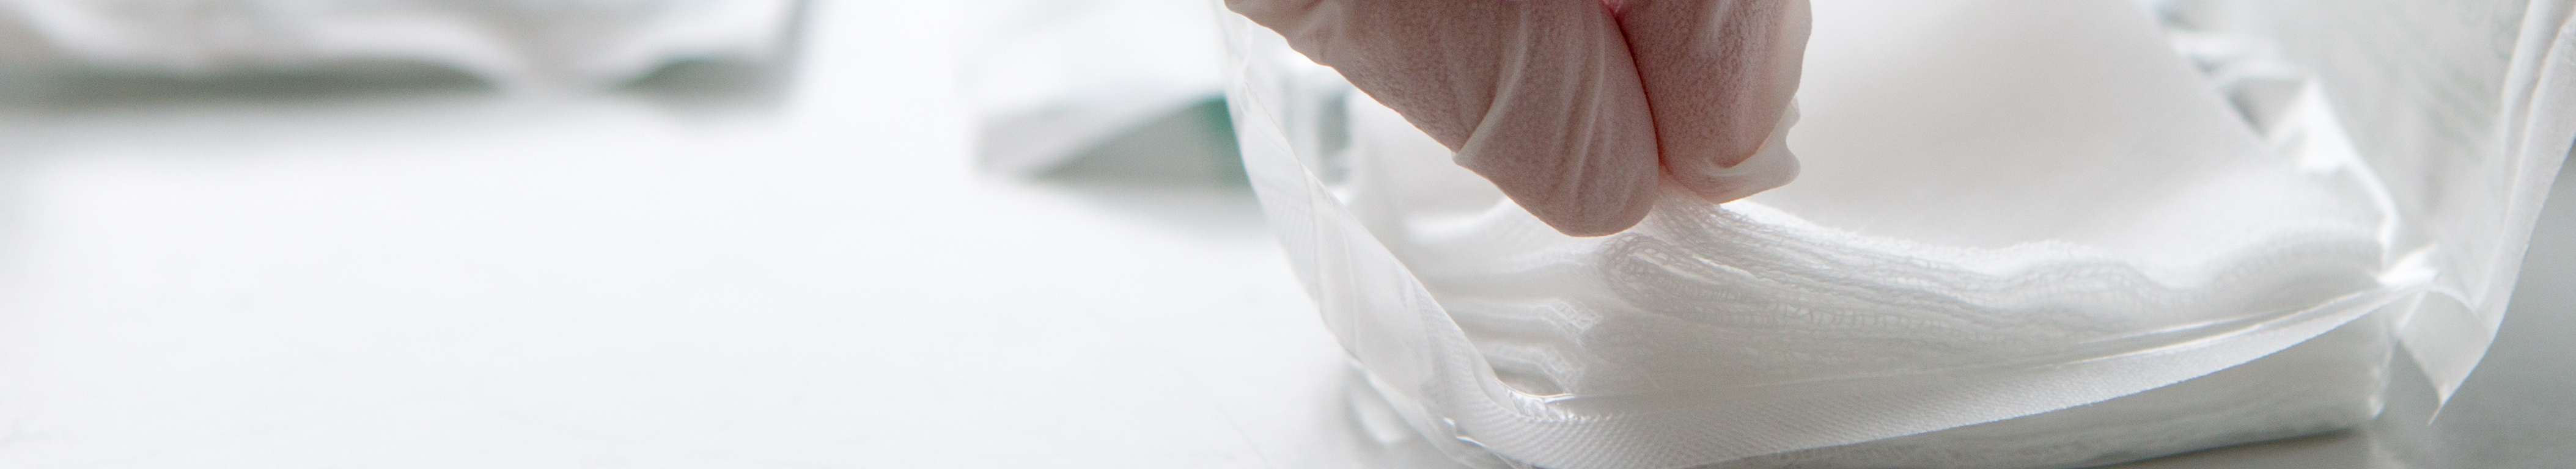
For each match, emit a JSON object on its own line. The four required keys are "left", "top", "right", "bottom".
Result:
{"left": 0, "top": 0, "right": 799, "bottom": 89}
{"left": 1221, "top": 0, "right": 2574, "bottom": 467}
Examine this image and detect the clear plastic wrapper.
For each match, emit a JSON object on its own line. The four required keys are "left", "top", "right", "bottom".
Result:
{"left": 2157, "top": 0, "right": 2576, "bottom": 404}
{"left": 1218, "top": 0, "right": 2575, "bottom": 468}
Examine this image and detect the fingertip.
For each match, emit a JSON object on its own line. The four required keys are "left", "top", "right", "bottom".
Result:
{"left": 1458, "top": 148, "right": 1662, "bottom": 237}
{"left": 1617, "top": 0, "right": 1810, "bottom": 204}
{"left": 1531, "top": 182, "right": 1660, "bottom": 237}
{"left": 1671, "top": 106, "right": 1801, "bottom": 204}
{"left": 1676, "top": 141, "right": 1798, "bottom": 205}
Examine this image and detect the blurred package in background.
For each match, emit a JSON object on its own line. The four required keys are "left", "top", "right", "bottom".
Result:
{"left": 0, "top": 0, "right": 803, "bottom": 91}
{"left": 955, "top": 0, "right": 1227, "bottom": 176}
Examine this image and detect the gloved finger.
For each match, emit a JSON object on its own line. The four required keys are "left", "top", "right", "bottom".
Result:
{"left": 1229, "top": 0, "right": 1663, "bottom": 236}
{"left": 1610, "top": 0, "right": 1810, "bottom": 204}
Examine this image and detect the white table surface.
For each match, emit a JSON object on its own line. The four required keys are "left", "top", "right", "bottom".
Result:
{"left": 0, "top": 2, "right": 2564, "bottom": 468}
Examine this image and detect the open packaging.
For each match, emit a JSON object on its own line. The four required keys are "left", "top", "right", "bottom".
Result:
{"left": 1219, "top": 0, "right": 2576, "bottom": 468}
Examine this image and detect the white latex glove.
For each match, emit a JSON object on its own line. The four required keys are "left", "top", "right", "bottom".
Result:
{"left": 1226, "top": 0, "right": 1809, "bottom": 236}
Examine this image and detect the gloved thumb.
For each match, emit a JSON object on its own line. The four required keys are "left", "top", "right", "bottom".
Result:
{"left": 1229, "top": 0, "right": 1807, "bottom": 236}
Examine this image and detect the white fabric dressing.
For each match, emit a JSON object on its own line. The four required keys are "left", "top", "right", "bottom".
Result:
{"left": 1220, "top": 0, "right": 2576, "bottom": 467}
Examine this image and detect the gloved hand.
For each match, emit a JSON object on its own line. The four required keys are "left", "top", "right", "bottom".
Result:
{"left": 1227, "top": 0, "right": 1809, "bottom": 236}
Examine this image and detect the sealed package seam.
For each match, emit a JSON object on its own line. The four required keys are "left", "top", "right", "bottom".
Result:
{"left": 1220, "top": 0, "right": 2575, "bottom": 468}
